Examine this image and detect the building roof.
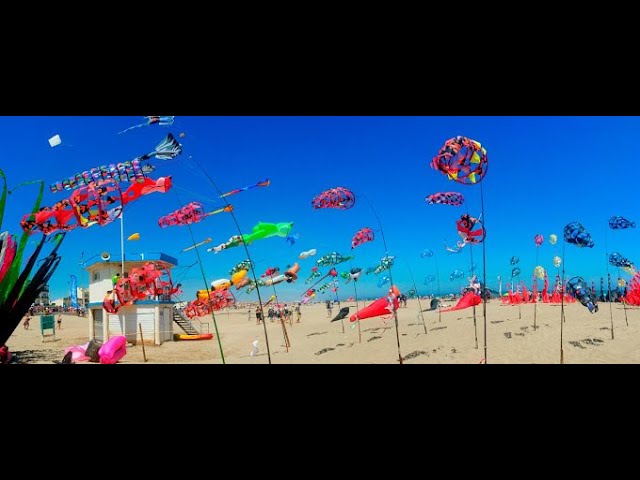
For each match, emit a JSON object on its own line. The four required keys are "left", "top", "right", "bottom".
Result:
{"left": 86, "top": 252, "right": 178, "bottom": 270}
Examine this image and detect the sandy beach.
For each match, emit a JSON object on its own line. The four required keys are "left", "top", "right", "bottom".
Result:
{"left": 6, "top": 299, "right": 640, "bottom": 364}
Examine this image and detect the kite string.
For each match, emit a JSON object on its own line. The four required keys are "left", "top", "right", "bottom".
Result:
{"left": 172, "top": 188, "right": 226, "bottom": 364}
{"left": 480, "top": 181, "right": 488, "bottom": 364}
{"left": 186, "top": 155, "right": 272, "bottom": 364}
{"left": 363, "top": 195, "right": 403, "bottom": 364}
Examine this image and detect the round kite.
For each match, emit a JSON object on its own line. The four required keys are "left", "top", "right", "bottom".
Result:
{"left": 534, "top": 266, "right": 545, "bottom": 280}
{"left": 351, "top": 227, "right": 374, "bottom": 249}
{"left": 425, "top": 192, "right": 464, "bottom": 206}
{"left": 431, "top": 136, "right": 488, "bottom": 185}
{"left": 609, "top": 216, "right": 635, "bottom": 230}
{"left": 511, "top": 267, "right": 521, "bottom": 278}
{"left": 564, "top": 222, "right": 594, "bottom": 248}
{"left": 549, "top": 234, "right": 558, "bottom": 245}
{"left": 456, "top": 214, "right": 486, "bottom": 244}
{"left": 553, "top": 256, "right": 562, "bottom": 268}
{"left": 609, "top": 252, "right": 636, "bottom": 276}
{"left": 311, "top": 187, "right": 355, "bottom": 210}
{"left": 534, "top": 234, "right": 544, "bottom": 247}
{"left": 510, "top": 256, "right": 519, "bottom": 266}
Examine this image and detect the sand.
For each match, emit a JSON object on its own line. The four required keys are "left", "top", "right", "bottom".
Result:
{"left": 5, "top": 299, "right": 640, "bottom": 364}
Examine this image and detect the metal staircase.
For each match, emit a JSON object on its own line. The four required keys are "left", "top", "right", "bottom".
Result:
{"left": 172, "top": 308, "right": 200, "bottom": 335}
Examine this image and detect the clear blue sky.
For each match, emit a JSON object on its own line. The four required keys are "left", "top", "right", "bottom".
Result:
{"left": 1, "top": 116, "right": 637, "bottom": 303}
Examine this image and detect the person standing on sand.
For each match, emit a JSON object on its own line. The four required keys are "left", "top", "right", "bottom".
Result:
{"left": 23, "top": 316, "right": 31, "bottom": 330}
{"left": 326, "top": 300, "right": 333, "bottom": 318}
{"left": 57, "top": 314, "right": 62, "bottom": 330}
{"left": 256, "top": 307, "right": 263, "bottom": 325}
{"left": 295, "top": 303, "right": 301, "bottom": 323}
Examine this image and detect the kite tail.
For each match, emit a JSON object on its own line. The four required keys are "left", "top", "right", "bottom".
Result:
{"left": 117, "top": 123, "right": 146, "bottom": 135}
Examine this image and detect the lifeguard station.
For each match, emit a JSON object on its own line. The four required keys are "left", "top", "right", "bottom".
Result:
{"left": 40, "top": 314, "right": 56, "bottom": 342}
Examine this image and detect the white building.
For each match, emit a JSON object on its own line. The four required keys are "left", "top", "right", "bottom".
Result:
{"left": 86, "top": 253, "right": 179, "bottom": 346}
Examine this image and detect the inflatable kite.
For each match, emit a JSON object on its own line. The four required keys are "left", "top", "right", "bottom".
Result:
{"left": 23, "top": 177, "right": 172, "bottom": 236}
{"left": 377, "top": 275, "right": 391, "bottom": 288}
{"left": 118, "top": 116, "right": 175, "bottom": 135}
{"left": 431, "top": 136, "right": 488, "bottom": 185}
{"left": 127, "top": 233, "right": 140, "bottom": 241}
{"left": 450, "top": 269, "right": 464, "bottom": 281}
{"left": 609, "top": 216, "right": 635, "bottom": 230}
{"left": 349, "top": 286, "right": 400, "bottom": 322}
{"left": 366, "top": 255, "right": 394, "bottom": 275}
{"left": 299, "top": 249, "right": 317, "bottom": 259}
{"left": 48, "top": 134, "right": 62, "bottom": 148}
{"left": 445, "top": 240, "right": 465, "bottom": 254}
{"left": 456, "top": 214, "right": 485, "bottom": 244}
{"left": 229, "top": 260, "right": 253, "bottom": 277}
{"left": 0, "top": 231, "right": 17, "bottom": 285}
{"left": 609, "top": 252, "right": 636, "bottom": 276}
{"left": 351, "top": 227, "right": 374, "bottom": 249}
{"left": 331, "top": 307, "right": 351, "bottom": 323}
{"left": 311, "top": 187, "right": 355, "bottom": 210}
{"left": 285, "top": 233, "right": 300, "bottom": 246}
{"left": 510, "top": 256, "right": 519, "bottom": 266}
{"left": 316, "top": 252, "right": 354, "bottom": 267}
{"left": 343, "top": 267, "right": 363, "bottom": 284}
{"left": 50, "top": 134, "right": 182, "bottom": 194}
{"left": 284, "top": 263, "right": 300, "bottom": 282}
{"left": 305, "top": 267, "right": 322, "bottom": 284}
{"left": 440, "top": 291, "right": 482, "bottom": 313}
{"left": 421, "top": 249, "right": 434, "bottom": 258}
{"left": 566, "top": 276, "right": 598, "bottom": 313}
{"left": 183, "top": 289, "right": 236, "bottom": 319}
{"left": 534, "top": 234, "right": 544, "bottom": 247}
{"left": 511, "top": 267, "right": 521, "bottom": 278}
{"left": 303, "top": 268, "right": 338, "bottom": 295}
{"left": 425, "top": 192, "right": 464, "bottom": 206}
{"left": 220, "top": 179, "right": 270, "bottom": 198}
{"left": 534, "top": 266, "right": 545, "bottom": 280}
{"left": 549, "top": 234, "right": 558, "bottom": 245}
{"left": 424, "top": 275, "right": 436, "bottom": 285}
{"left": 553, "top": 256, "right": 562, "bottom": 268}
{"left": 158, "top": 203, "right": 233, "bottom": 228}
{"left": 261, "top": 267, "right": 280, "bottom": 278}
{"left": 564, "top": 222, "right": 594, "bottom": 248}
{"left": 207, "top": 222, "right": 294, "bottom": 254}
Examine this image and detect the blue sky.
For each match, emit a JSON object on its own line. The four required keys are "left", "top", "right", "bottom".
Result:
{"left": 1, "top": 116, "right": 638, "bottom": 303}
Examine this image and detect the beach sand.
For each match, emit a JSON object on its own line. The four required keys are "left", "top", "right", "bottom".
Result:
{"left": 6, "top": 300, "right": 640, "bottom": 364}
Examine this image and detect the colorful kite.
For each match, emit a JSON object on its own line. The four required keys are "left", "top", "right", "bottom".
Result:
{"left": 50, "top": 134, "right": 182, "bottom": 194}
{"left": 564, "top": 222, "right": 594, "bottom": 248}
{"left": 456, "top": 214, "right": 485, "bottom": 244}
{"left": 534, "top": 234, "right": 544, "bottom": 247}
{"left": 431, "top": 136, "right": 488, "bottom": 185}
{"left": 316, "top": 252, "right": 354, "bottom": 267}
{"left": 549, "top": 234, "right": 558, "bottom": 245}
{"left": 285, "top": 233, "right": 300, "bottom": 246}
{"left": 425, "top": 192, "right": 464, "bottom": 206}
{"left": 118, "top": 116, "right": 175, "bottom": 135}
{"left": 377, "top": 275, "right": 391, "bottom": 288}
{"left": 207, "top": 222, "right": 293, "bottom": 254}
{"left": 440, "top": 291, "right": 482, "bottom": 313}
{"left": 366, "top": 255, "right": 394, "bottom": 275}
{"left": 311, "top": 187, "right": 356, "bottom": 210}
{"left": 229, "top": 260, "right": 253, "bottom": 277}
{"left": 609, "top": 252, "right": 636, "bottom": 276}
{"left": 534, "top": 266, "right": 545, "bottom": 280}
{"left": 342, "top": 267, "right": 363, "bottom": 284}
{"left": 445, "top": 240, "right": 465, "bottom": 254}
{"left": 349, "top": 287, "right": 400, "bottom": 322}
{"left": 566, "top": 276, "right": 598, "bottom": 313}
{"left": 22, "top": 177, "right": 172, "bottom": 236}
{"left": 299, "top": 249, "right": 317, "bottom": 259}
{"left": 351, "top": 227, "right": 374, "bottom": 249}
{"left": 609, "top": 216, "right": 635, "bottom": 230}
{"left": 127, "top": 233, "right": 140, "bottom": 241}
{"left": 553, "top": 256, "right": 562, "bottom": 268}
{"left": 48, "top": 134, "right": 62, "bottom": 148}
{"left": 305, "top": 267, "right": 322, "bottom": 284}
{"left": 158, "top": 202, "right": 233, "bottom": 228}
{"left": 219, "top": 179, "right": 270, "bottom": 198}
{"left": 511, "top": 267, "right": 521, "bottom": 278}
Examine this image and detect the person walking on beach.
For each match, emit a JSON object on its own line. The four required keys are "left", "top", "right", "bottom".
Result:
{"left": 256, "top": 307, "right": 263, "bottom": 325}
{"left": 23, "top": 316, "right": 31, "bottom": 330}
{"left": 326, "top": 300, "right": 333, "bottom": 318}
{"left": 295, "top": 303, "right": 301, "bottom": 323}
{"left": 57, "top": 314, "right": 62, "bottom": 330}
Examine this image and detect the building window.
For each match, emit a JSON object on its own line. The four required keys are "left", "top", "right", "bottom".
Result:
{"left": 93, "top": 272, "right": 99, "bottom": 281}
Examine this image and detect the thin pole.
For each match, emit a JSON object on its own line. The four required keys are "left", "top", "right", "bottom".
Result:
{"left": 407, "top": 264, "right": 427, "bottom": 335}
{"left": 353, "top": 279, "right": 362, "bottom": 343}
{"left": 434, "top": 250, "right": 442, "bottom": 323}
{"left": 138, "top": 323, "right": 148, "bottom": 363}
{"left": 172, "top": 189, "right": 225, "bottom": 364}
{"left": 618, "top": 267, "right": 629, "bottom": 326}
{"left": 364, "top": 196, "right": 403, "bottom": 364}
{"left": 560, "top": 240, "right": 566, "bottom": 364}
{"left": 534, "top": 246, "right": 539, "bottom": 330}
{"left": 120, "top": 211, "right": 125, "bottom": 276}
{"left": 469, "top": 243, "right": 478, "bottom": 349}
{"left": 189, "top": 158, "right": 272, "bottom": 364}
{"left": 480, "top": 181, "right": 488, "bottom": 364}
{"left": 333, "top": 277, "right": 344, "bottom": 333}
{"left": 604, "top": 227, "right": 616, "bottom": 338}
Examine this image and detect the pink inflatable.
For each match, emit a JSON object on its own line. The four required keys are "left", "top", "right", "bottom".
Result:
{"left": 64, "top": 342, "right": 91, "bottom": 363}
{"left": 98, "top": 336, "right": 127, "bottom": 364}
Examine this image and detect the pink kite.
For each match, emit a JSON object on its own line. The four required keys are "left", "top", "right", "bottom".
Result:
{"left": 440, "top": 292, "right": 482, "bottom": 312}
